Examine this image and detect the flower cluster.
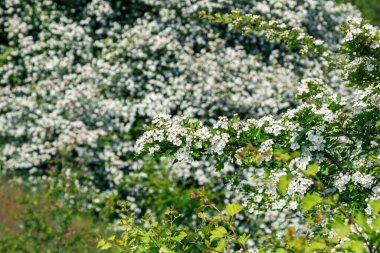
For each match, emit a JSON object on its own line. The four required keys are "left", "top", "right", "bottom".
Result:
{"left": 137, "top": 16, "right": 380, "bottom": 251}
{"left": 0, "top": 0, "right": 359, "bottom": 206}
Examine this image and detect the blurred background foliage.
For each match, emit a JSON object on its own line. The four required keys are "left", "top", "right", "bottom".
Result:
{"left": 339, "top": 0, "right": 380, "bottom": 25}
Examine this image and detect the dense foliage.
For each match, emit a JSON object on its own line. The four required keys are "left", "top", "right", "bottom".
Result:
{"left": 0, "top": 0, "right": 379, "bottom": 252}
{"left": 135, "top": 12, "right": 380, "bottom": 253}
{"left": 0, "top": 0, "right": 359, "bottom": 210}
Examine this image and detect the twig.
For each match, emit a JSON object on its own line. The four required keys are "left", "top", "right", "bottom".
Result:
{"left": 328, "top": 131, "right": 380, "bottom": 137}
{"left": 323, "top": 150, "right": 375, "bottom": 196}
{"left": 322, "top": 150, "right": 349, "bottom": 173}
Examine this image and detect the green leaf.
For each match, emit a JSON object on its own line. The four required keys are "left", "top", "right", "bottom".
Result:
{"left": 274, "top": 150, "right": 290, "bottom": 161}
{"left": 212, "top": 226, "right": 227, "bottom": 237}
{"left": 238, "top": 233, "right": 250, "bottom": 245}
{"left": 215, "top": 162, "right": 224, "bottom": 171}
{"left": 355, "top": 212, "right": 370, "bottom": 231}
{"left": 210, "top": 226, "right": 228, "bottom": 241}
{"left": 97, "top": 239, "right": 106, "bottom": 248}
{"left": 350, "top": 241, "right": 364, "bottom": 253}
{"left": 159, "top": 246, "right": 173, "bottom": 253}
{"left": 107, "top": 235, "right": 116, "bottom": 241}
{"left": 197, "top": 212, "right": 205, "bottom": 219}
{"left": 373, "top": 216, "right": 380, "bottom": 230}
{"left": 304, "top": 164, "right": 319, "bottom": 177}
{"left": 278, "top": 175, "right": 290, "bottom": 196}
{"left": 306, "top": 240, "right": 326, "bottom": 252}
{"left": 225, "top": 203, "right": 244, "bottom": 216}
{"left": 370, "top": 200, "right": 380, "bottom": 214}
{"left": 97, "top": 239, "right": 112, "bottom": 250}
{"left": 301, "top": 193, "right": 322, "bottom": 213}
{"left": 215, "top": 239, "right": 227, "bottom": 252}
{"left": 332, "top": 220, "right": 351, "bottom": 238}
{"left": 174, "top": 231, "right": 187, "bottom": 242}
{"left": 276, "top": 249, "right": 287, "bottom": 253}
{"left": 341, "top": 240, "right": 364, "bottom": 253}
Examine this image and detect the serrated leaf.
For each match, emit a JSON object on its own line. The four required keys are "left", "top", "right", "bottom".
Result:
{"left": 97, "top": 239, "right": 106, "bottom": 248}
{"left": 332, "top": 220, "right": 351, "bottom": 238}
{"left": 215, "top": 239, "right": 227, "bottom": 252}
{"left": 290, "top": 151, "right": 301, "bottom": 159}
{"left": 107, "top": 235, "right": 115, "bottom": 241}
{"left": 355, "top": 212, "right": 370, "bottom": 231}
{"left": 341, "top": 240, "right": 364, "bottom": 253}
{"left": 373, "top": 216, "right": 380, "bottom": 230}
{"left": 301, "top": 193, "right": 322, "bottom": 213}
{"left": 225, "top": 203, "right": 244, "bottom": 216}
{"left": 215, "top": 162, "right": 224, "bottom": 171}
{"left": 98, "top": 239, "right": 112, "bottom": 250}
{"left": 274, "top": 150, "right": 290, "bottom": 161}
{"left": 278, "top": 175, "right": 290, "bottom": 196}
{"left": 238, "top": 233, "right": 250, "bottom": 245}
{"left": 307, "top": 240, "right": 326, "bottom": 252}
{"left": 174, "top": 231, "right": 187, "bottom": 242}
{"left": 350, "top": 241, "right": 364, "bottom": 253}
{"left": 304, "top": 164, "right": 319, "bottom": 176}
{"left": 370, "top": 200, "right": 380, "bottom": 214}
{"left": 197, "top": 212, "right": 205, "bottom": 219}
{"left": 159, "top": 246, "right": 173, "bottom": 253}
{"left": 210, "top": 226, "right": 228, "bottom": 241}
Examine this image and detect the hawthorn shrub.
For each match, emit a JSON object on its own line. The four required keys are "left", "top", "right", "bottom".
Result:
{"left": 0, "top": 0, "right": 360, "bottom": 212}
{"left": 131, "top": 13, "right": 380, "bottom": 252}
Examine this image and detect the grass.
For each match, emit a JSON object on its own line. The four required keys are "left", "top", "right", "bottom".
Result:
{"left": 0, "top": 178, "right": 110, "bottom": 253}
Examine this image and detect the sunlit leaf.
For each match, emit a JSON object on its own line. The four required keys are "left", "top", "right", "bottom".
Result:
{"left": 225, "top": 203, "right": 244, "bottom": 217}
